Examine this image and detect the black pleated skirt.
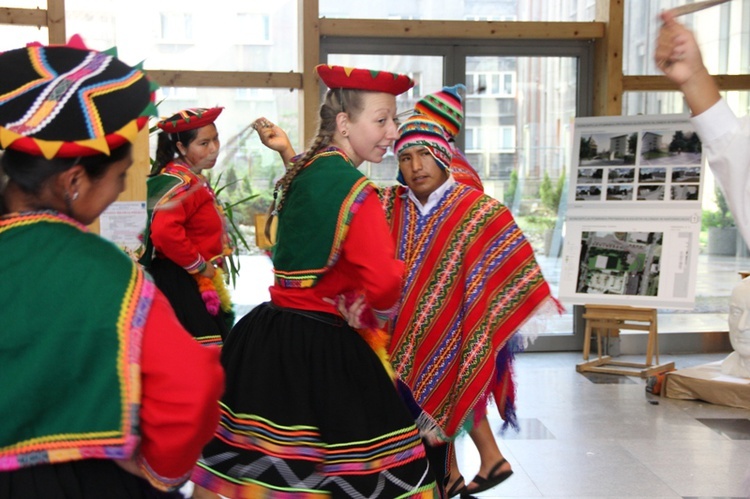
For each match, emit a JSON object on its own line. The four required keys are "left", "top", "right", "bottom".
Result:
{"left": 0, "top": 459, "right": 184, "bottom": 499}
{"left": 192, "top": 302, "right": 439, "bottom": 498}
{"left": 147, "top": 257, "right": 229, "bottom": 345}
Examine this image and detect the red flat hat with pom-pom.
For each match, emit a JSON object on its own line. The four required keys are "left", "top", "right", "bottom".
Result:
{"left": 156, "top": 107, "right": 224, "bottom": 133}
{"left": 316, "top": 64, "right": 414, "bottom": 96}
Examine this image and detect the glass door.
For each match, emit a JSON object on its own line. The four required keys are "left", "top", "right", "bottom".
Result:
{"left": 459, "top": 53, "right": 579, "bottom": 349}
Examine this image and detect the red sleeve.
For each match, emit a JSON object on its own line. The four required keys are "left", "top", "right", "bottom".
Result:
{"left": 150, "top": 193, "right": 205, "bottom": 272}
{"left": 341, "top": 190, "right": 404, "bottom": 313}
{"left": 137, "top": 289, "right": 224, "bottom": 490}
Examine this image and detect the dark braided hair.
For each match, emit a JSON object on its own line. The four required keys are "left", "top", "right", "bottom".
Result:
{"left": 264, "top": 88, "right": 365, "bottom": 240}
{"left": 150, "top": 113, "right": 202, "bottom": 176}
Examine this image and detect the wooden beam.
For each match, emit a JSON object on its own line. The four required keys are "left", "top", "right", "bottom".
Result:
{"left": 593, "top": 0, "right": 624, "bottom": 116}
{"left": 319, "top": 18, "right": 604, "bottom": 40}
{"left": 300, "top": 0, "right": 320, "bottom": 148}
{"left": 46, "top": 0, "right": 65, "bottom": 44}
{"left": 0, "top": 7, "right": 47, "bottom": 26}
{"left": 146, "top": 70, "right": 302, "bottom": 89}
{"left": 127, "top": 125, "right": 152, "bottom": 202}
{"left": 623, "top": 74, "right": 750, "bottom": 92}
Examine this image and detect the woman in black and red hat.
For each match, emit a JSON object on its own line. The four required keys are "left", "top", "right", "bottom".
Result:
{"left": 0, "top": 36, "right": 224, "bottom": 497}
{"left": 192, "top": 65, "right": 439, "bottom": 498}
{"left": 139, "top": 107, "right": 234, "bottom": 346}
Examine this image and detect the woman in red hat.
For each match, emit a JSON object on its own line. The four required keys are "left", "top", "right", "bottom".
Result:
{"left": 140, "top": 107, "right": 234, "bottom": 346}
{"left": 0, "top": 38, "right": 223, "bottom": 497}
{"left": 191, "top": 65, "right": 439, "bottom": 498}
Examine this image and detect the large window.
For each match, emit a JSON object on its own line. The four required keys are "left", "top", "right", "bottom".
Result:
{"left": 153, "top": 87, "right": 300, "bottom": 196}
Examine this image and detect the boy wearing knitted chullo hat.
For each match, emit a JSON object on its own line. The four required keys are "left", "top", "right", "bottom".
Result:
{"left": 380, "top": 114, "right": 562, "bottom": 497}
{"left": 414, "top": 84, "right": 484, "bottom": 192}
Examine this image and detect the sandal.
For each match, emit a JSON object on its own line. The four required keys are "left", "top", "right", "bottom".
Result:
{"left": 465, "top": 458, "right": 513, "bottom": 494}
{"left": 444, "top": 474, "right": 466, "bottom": 498}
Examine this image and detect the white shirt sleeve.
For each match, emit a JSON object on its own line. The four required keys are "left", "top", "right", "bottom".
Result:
{"left": 691, "top": 99, "right": 750, "bottom": 247}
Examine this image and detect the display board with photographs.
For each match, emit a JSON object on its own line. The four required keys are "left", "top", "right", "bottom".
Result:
{"left": 560, "top": 114, "right": 703, "bottom": 309}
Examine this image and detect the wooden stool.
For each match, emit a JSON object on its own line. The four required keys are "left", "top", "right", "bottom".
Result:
{"left": 576, "top": 304, "right": 674, "bottom": 378}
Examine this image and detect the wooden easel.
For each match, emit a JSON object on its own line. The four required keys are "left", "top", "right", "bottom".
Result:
{"left": 576, "top": 304, "right": 675, "bottom": 378}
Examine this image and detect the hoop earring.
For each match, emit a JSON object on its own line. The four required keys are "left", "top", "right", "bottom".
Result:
{"left": 341, "top": 130, "right": 348, "bottom": 137}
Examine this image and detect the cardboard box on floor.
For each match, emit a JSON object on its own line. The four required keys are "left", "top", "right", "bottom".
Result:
{"left": 663, "top": 361, "right": 750, "bottom": 410}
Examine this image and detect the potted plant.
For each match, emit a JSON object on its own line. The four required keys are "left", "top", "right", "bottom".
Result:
{"left": 538, "top": 169, "right": 565, "bottom": 256}
{"left": 704, "top": 186, "right": 737, "bottom": 256}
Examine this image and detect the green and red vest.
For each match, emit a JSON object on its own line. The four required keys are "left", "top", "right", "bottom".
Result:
{"left": 0, "top": 211, "right": 153, "bottom": 470}
{"left": 272, "top": 147, "right": 376, "bottom": 288}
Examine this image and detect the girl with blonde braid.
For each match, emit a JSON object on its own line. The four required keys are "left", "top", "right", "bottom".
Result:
{"left": 192, "top": 64, "right": 439, "bottom": 498}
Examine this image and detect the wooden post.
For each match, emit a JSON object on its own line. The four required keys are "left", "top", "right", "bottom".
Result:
{"left": 299, "top": 0, "right": 320, "bottom": 149}
{"left": 593, "top": 0, "right": 624, "bottom": 116}
{"left": 46, "top": 0, "right": 65, "bottom": 44}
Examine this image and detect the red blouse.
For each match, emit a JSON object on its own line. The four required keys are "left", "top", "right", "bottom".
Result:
{"left": 149, "top": 162, "right": 229, "bottom": 273}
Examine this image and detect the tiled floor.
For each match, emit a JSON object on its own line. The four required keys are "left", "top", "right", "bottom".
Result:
{"left": 455, "top": 351, "right": 750, "bottom": 498}
{"left": 182, "top": 352, "right": 749, "bottom": 499}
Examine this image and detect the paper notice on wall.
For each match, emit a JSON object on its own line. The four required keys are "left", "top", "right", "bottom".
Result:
{"left": 99, "top": 201, "right": 147, "bottom": 253}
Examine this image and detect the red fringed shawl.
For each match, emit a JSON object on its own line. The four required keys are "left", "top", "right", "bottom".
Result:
{"left": 381, "top": 183, "right": 559, "bottom": 441}
{"left": 450, "top": 147, "right": 484, "bottom": 192}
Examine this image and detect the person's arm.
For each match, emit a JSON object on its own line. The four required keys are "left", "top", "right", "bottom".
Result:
{"left": 150, "top": 191, "right": 213, "bottom": 277}
{"left": 254, "top": 117, "right": 296, "bottom": 167}
{"left": 130, "top": 289, "right": 224, "bottom": 490}
{"left": 654, "top": 10, "right": 720, "bottom": 117}
{"left": 339, "top": 190, "right": 404, "bottom": 320}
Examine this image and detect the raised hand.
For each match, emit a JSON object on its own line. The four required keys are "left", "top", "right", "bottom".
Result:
{"left": 253, "top": 117, "right": 296, "bottom": 165}
{"left": 654, "top": 11, "right": 706, "bottom": 86}
{"left": 653, "top": 10, "right": 720, "bottom": 116}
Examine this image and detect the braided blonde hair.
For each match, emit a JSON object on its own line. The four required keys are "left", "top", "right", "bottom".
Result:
{"left": 265, "top": 88, "right": 365, "bottom": 240}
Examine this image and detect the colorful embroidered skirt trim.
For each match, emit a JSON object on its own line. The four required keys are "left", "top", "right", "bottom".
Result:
{"left": 193, "top": 303, "right": 439, "bottom": 498}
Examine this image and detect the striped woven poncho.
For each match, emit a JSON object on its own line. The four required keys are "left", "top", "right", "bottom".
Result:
{"left": 381, "top": 182, "right": 560, "bottom": 441}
